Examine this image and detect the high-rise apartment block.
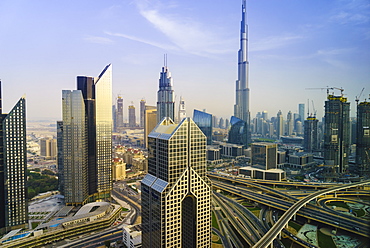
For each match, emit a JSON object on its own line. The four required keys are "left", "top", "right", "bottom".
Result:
{"left": 157, "top": 63, "right": 175, "bottom": 123}
{"left": 40, "top": 137, "right": 57, "bottom": 159}
{"left": 142, "top": 118, "right": 211, "bottom": 247}
{"left": 60, "top": 64, "right": 112, "bottom": 205}
{"left": 324, "top": 94, "right": 350, "bottom": 173}
{"left": 276, "top": 110, "right": 284, "bottom": 138}
{"left": 178, "top": 96, "right": 186, "bottom": 122}
{"left": 286, "top": 111, "right": 293, "bottom": 136}
{"left": 129, "top": 104, "right": 136, "bottom": 128}
{"left": 144, "top": 105, "right": 157, "bottom": 148}
{"left": 116, "top": 96, "right": 124, "bottom": 129}
{"left": 356, "top": 101, "right": 370, "bottom": 177}
{"left": 0, "top": 82, "right": 27, "bottom": 233}
{"left": 140, "top": 99, "right": 146, "bottom": 128}
{"left": 304, "top": 115, "right": 319, "bottom": 153}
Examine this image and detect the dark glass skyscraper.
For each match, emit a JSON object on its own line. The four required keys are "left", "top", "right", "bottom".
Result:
{"left": 193, "top": 109, "right": 213, "bottom": 145}
{"left": 356, "top": 101, "right": 370, "bottom": 177}
{"left": 0, "top": 81, "right": 27, "bottom": 233}
{"left": 142, "top": 118, "right": 211, "bottom": 247}
{"left": 324, "top": 94, "right": 350, "bottom": 174}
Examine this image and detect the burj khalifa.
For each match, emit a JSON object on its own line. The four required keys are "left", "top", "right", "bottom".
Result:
{"left": 233, "top": 0, "right": 251, "bottom": 145}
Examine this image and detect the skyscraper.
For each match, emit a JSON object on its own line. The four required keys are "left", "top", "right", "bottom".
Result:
{"left": 140, "top": 99, "right": 146, "bottom": 128}
{"left": 276, "top": 110, "right": 284, "bottom": 138}
{"left": 356, "top": 101, "right": 370, "bottom": 177}
{"left": 286, "top": 111, "right": 294, "bottom": 136}
{"left": 193, "top": 109, "right": 213, "bottom": 145}
{"left": 116, "top": 96, "right": 124, "bottom": 129}
{"left": 0, "top": 82, "right": 27, "bottom": 233}
{"left": 234, "top": 0, "right": 251, "bottom": 146}
{"left": 128, "top": 104, "right": 136, "bottom": 128}
{"left": 324, "top": 94, "right": 350, "bottom": 174}
{"left": 62, "top": 64, "right": 112, "bottom": 205}
{"left": 62, "top": 90, "right": 88, "bottom": 204}
{"left": 157, "top": 60, "right": 175, "bottom": 123}
{"left": 228, "top": 116, "right": 248, "bottom": 146}
{"left": 298, "top": 103, "right": 305, "bottom": 123}
{"left": 144, "top": 105, "right": 157, "bottom": 148}
{"left": 57, "top": 121, "right": 64, "bottom": 195}
{"left": 142, "top": 118, "right": 211, "bottom": 248}
{"left": 178, "top": 96, "right": 186, "bottom": 122}
{"left": 304, "top": 115, "right": 319, "bottom": 153}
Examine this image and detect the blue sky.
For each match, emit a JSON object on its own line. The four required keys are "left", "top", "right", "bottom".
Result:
{"left": 0, "top": 0, "right": 369, "bottom": 121}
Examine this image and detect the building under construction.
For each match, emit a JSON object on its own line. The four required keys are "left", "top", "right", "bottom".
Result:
{"left": 356, "top": 100, "right": 370, "bottom": 177}
{"left": 323, "top": 93, "right": 350, "bottom": 174}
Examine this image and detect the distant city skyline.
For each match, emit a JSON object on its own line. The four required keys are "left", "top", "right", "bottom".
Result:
{"left": 1, "top": 0, "right": 369, "bottom": 120}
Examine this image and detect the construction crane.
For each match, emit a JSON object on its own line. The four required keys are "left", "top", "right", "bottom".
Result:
{"left": 306, "top": 86, "right": 344, "bottom": 96}
{"left": 312, "top": 100, "right": 317, "bottom": 117}
{"left": 355, "top": 87, "right": 365, "bottom": 105}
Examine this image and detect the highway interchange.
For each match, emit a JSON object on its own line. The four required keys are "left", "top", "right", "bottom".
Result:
{"left": 209, "top": 173, "right": 370, "bottom": 248}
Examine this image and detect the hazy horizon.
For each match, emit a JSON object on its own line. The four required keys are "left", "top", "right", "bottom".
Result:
{"left": 1, "top": 0, "right": 369, "bottom": 121}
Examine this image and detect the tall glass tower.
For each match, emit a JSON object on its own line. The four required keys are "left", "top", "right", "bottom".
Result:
{"left": 62, "top": 90, "right": 88, "bottom": 204}
{"left": 0, "top": 81, "right": 27, "bottom": 233}
{"left": 234, "top": 0, "right": 251, "bottom": 146}
{"left": 142, "top": 117, "right": 211, "bottom": 248}
{"left": 62, "top": 64, "right": 112, "bottom": 205}
{"left": 193, "top": 109, "right": 213, "bottom": 145}
{"left": 157, "top": 62, "right": 175, "bottom": 123}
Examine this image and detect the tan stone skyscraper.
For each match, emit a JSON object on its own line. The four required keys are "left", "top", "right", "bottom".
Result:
{"left": 141, "top": 117, "right": 211, "bottom": 248}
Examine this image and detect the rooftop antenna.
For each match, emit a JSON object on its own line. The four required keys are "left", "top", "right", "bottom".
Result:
{"left": 163, "top": 54, "right": 168, "bottom": 67}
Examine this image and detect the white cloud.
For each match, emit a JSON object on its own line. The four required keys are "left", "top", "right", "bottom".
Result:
{"left": 133, "top": 0, "right": 233, "bottom": 57}
{"left": 84, "top": 35, "right": 114, "bottom": 44}
{"left": 250, "top": 35, "right": 303, "bottom": 52}
{"left": 105, "top": 31, "right": 177, "bottom": 50}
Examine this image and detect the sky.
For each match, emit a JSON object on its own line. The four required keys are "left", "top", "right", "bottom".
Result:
{"left": 0, "top": 0, "right": 369, "bottom": 122}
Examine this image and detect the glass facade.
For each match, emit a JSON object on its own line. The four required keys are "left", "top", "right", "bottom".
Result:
{"left": 228, "top": 116, "right": 248, "bottom": 147}
{"left": 62, "top": 90, "right": 88, "bottom": 204}
{"left": 95, "top": 64, "right": 113, "bottom": 195}
{"left": 251, "top": 142, "right": 277, "bottom": 170}
{"left": 193, "top": 109, "right": 212, "bottom": 145}
{"left": 62, "top": 64, "right": 112, "bottom": 205}
{"left": 142, "top": 118, "right": 211, "bottom": 248}
{"left": 1, "top": 97, "right": 27, "bottom": 230}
